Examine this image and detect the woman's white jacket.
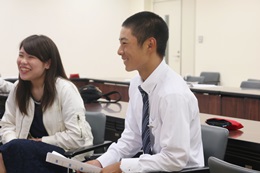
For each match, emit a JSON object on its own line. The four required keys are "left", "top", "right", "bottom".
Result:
{"left": 0, "top": 78, "right": 93, "bottom": 150}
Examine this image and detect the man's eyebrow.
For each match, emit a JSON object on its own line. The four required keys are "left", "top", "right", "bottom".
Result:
{"left": 119, "top": 37, "right": 128, "bottom": 41}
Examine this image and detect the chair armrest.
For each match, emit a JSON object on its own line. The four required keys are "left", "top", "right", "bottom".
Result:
{"left": 179, "top": 166, "right": 209, "bottom": 173}
{"left": 64, "top": 140, "right": 113, "bottom": 158}
{"left": 84, "top": 153, "right": 103, "bottom": 161}
{"left": 146, "top": 167, "right": 209, "bottom": 173}
{"left": 84, "top": 150, "right": 145, "bottom": 162}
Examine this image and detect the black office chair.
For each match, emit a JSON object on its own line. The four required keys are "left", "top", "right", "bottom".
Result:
{"left": 240, "top": 81, "right": 260, "bottom": 89}
{"left": 181, "top": 124, "right": 229, "bottom": 173}
{"left": 63, "top": 111, "right": 113, "bottom": 173}
{"left": 64, "top": 111, "right": 112, "bottom": 159}
{"left": 208, "top": 156, "right": 260, "bottom": 173}
{"left": 186, "top": 76, "right": 205, "bottom": 84}
{"left": 64, "top": 123, "right": 228, "bottom": 173}
{"left": 4, "top": 78, "right": 18, "bottom": 83}
{"left": 128, "top": 125, "right": 229, "bottom": 173}
{"left": 200, "top": 72, "right": 220, "bottom": 85}
{"left": 0, "top": 94, "right": 8, "bottom": 119}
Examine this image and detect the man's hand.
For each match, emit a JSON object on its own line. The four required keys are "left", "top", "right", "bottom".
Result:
{"left": 76, "top": 160, "right": 122, "bottom": 173}
{"left": 87, "top": 159, "right": 103, "bottom": 168}
{"left": 76, "top": 160, "right": 102, "bottom": 173}
{"left": 101, "top": 162, "right": 122, "bottom": 173}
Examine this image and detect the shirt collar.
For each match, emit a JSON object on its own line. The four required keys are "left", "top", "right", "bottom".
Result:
{"left": 139, "top": 60, "right": 168, "bottom": 95}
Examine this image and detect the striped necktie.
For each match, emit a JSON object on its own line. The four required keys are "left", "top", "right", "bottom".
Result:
{"left": 138, "top": 85, "right": 152, "bottom": 154}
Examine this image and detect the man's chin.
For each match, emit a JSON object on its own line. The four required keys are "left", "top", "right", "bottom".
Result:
{"left": 125, "top": 68, "right": 135, "bottom": 72}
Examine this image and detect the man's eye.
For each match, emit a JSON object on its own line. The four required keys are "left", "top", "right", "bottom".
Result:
{"left": 28, "top": 55, "right": 36, "bottom": 59}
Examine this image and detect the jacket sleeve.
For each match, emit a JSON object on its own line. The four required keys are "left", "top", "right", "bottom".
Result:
{"left": 41, "top": 79, "right": 93, "bottom": 150}
{"left": 0, "top": 83, "right": 18, "bottom": 144}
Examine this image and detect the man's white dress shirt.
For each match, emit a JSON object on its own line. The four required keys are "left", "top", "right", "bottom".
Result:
{"left": 98, "top": 60, "right": 204, "bottom": 172}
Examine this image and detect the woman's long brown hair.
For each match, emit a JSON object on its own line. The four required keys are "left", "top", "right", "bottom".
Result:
{"left": 16, "top": 35, "right": 68, "bottom": 115}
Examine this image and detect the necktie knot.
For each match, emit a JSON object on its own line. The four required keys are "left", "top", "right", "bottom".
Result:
{"left": 138, "top": 85, "right": 148, "bottom": 101}
{"left": 138, "top": 85, "right": 146, "bottom": 94}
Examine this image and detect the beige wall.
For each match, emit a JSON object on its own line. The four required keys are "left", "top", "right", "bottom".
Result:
{"left": 195, "top": 0, "right": 260, "bottom": 87}
{"left": 0, "top": 0, "right": 260, "bottom": 87}
{"left": 0, "top": 0, "right": 141, "bottom": 79}
{"left": 181, "top": 0, "right": 196, "bottom": 77}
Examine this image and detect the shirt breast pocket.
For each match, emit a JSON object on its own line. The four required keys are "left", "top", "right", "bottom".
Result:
{"left": 149, "top": 115, "right": 161, "bottom": 139}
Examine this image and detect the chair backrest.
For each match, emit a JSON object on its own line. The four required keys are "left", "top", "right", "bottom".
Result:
{"left": 208, "top": 156, "right": 260, "bottom": 173}
{"left": 85, "top": 111, "right": 106, "bottom": 146}
{"left": 186, "top": 76, "right": 205, "bottom": 84}
{"left": 201, "top": 124, "right": 229, "bottom": 166}
{"left": 240, "top": 81, "right": 260, "bottom": 89}
{"left": 247, "top": 79, "right": 260, "bottom": 82}
{"left": 200, "top": 72, "right": 220, "bottom": 85}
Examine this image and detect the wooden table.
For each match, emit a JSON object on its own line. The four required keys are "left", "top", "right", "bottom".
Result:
{"left": 71, "top": 78, "right": 260, "bottom": 121}
{"left": 191, "top": 86, "right": 260, "bottom": 121}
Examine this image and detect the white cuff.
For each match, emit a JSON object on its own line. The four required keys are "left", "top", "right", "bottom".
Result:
{"left": 120, "top": 158, "right": 142, "bottom": 173}
{"left": 0, "top": 78, "right": 4, "bottom": 86}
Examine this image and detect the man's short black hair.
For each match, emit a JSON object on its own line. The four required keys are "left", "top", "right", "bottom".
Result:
{"left": 122, "top": 11, "right": 169, "bottom": 58}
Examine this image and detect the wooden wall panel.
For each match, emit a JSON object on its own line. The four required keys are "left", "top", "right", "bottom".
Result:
{"left": 221, "top": 96, "right": 244, "bottom": 119}
{"left": 194, "top": 93, "right": 221, "bottom": 115}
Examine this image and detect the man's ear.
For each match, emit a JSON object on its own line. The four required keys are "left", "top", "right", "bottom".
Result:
{"left": 147, "top": 37, "right": 156, "bottom": 49}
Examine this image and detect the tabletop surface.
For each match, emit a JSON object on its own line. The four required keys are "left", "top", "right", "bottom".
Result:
{"left": 85, "top": 101, "right": 260, "bottom": 144}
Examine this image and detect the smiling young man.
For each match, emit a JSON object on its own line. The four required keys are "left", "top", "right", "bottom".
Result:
{"left": 84, "top": 11, "right": 204, "bottom": 173}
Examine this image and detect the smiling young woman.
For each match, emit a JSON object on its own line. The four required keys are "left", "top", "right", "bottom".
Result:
{"left": 0, "top": 35, "right": 93, "bottom": 173}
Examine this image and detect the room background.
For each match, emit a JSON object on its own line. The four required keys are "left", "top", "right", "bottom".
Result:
{"left": 0, "top": 0, "right": 259, "bottom": 87}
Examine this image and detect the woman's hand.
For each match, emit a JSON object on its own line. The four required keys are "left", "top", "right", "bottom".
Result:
{"left": 27, "top": 133, "right": 42, "bottom": 142}
{"left": 29, "top": 138, "right": 42, "bottom": 142}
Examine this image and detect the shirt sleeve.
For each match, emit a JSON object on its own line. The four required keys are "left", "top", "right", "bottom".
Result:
{"left": 0, "top": 78, "right": 14, "bottom": 93}
{"left": 97, "top": 107, "right": 143, "bottom": 167}
{"left": 120, "top": 158, "right": 141, "bottom": 173}
{"left": 97, "top": 81, "right": 143, "bottom": 168}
